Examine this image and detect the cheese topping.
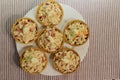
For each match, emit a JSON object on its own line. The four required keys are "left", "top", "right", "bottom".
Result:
{"left": 12, "top": 18, "right": 38, "bottom": 43}
{"left": 64, "top": 21, "right": 89, "bottom": 45}
{"left": 53, "top": 48, "right": 80, "bottom": 74}
{"left": 37, "top": 1, "right": 63, "bottom": 26}
{"left": 38, "top": 27, "right": 63, "bottom": 52}
{"left": 21, "top": 47, "right": 47, "bottom": 73}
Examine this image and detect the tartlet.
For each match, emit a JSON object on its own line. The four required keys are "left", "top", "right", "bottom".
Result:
{"left": 20, "top": 47, "right": 48, "bottom": 74}
{"left": 63, "top": 20, "right": 89, "bottom": 46}
{"left": 37, "top": 27, "right": 64, "bottom": 53}
{"left": 53, "top": 47, "right": 80, "bottom": 74}
{"left": 11, "top": 18, "right": 39, "bottom": 44}
{"left": 36, "top": 0, "right": 64, "bottom": 26}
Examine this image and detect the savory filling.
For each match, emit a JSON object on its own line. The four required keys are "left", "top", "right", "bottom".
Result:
{"left": 21, "top": 48, "right": 47, "bottom": 73}
{"left": 53, "top": 48, "right": 80, "bottom": 74}
{"left": 37, "top": 1, "right": 63, "bottom": 26}
{"left": 13, "top": 18, "right": 38, "bottom": 43}
{"left": 38, "top": 27, "right": 63, "bottom": 52}
{"left": 64, "top": 21, "right": 89, "bottom": 45}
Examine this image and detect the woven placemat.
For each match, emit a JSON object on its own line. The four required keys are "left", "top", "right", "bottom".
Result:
{"left": 0, "top": 0, "right": 119, "bottom": 80}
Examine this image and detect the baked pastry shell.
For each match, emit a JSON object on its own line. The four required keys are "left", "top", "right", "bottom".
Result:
{"left": 37, "top": 27, "right": 64, "bottom": 54}
{"left": 36, "top": 1, "right": 64, "bottom": 27}
{"left": 52, "top": 47, "right": 80, "bottom": 74}
{"left": 20, "top": 46, "right": 48, "bottom": 74}
{"left": 11, "top": 18, "right": 40, "bottom": 44}
{"left": 63, "top": 20, "right": 90, "bottom": 46}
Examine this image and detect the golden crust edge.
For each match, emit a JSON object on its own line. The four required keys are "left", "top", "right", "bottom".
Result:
{"left": 36, "top": 1, "right": 64, "bottom": 27}
{"left": 11, "top": 17, "right": 40, "bottom": 44}
{"left": 37, "top": 27, "right": 64, "bottom": 54}
{"left": 63, "top": 20, "right": 90, "bottom": 46}
{"left": 52, "top": 47, "right": 80, "bottom": 74}
{"left": 20, "top": 46, "right": 48, "bottom": 74}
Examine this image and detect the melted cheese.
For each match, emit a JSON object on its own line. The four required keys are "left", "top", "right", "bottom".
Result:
{"left": 37, "top": 1, "right": 63, "bottom": 26}
{"left": 53, "top": 49, "right": 80, "bottom": 73}
{"left": 31, "top": 58, "right": 39, "bottom": 63}
{"left": 13, "top": 18, "right": 37, "bottom": 43}
{"left": 21, "top": 48, "right": 47, "bottom": 73}
{"left": 38, "top": 27, "right": 63, "bottom": 52}
{"left": 65, "top": 21, "right": 89, "bottom": 45}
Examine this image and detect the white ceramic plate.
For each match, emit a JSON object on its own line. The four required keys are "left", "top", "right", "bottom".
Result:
{"left": 16, "top": 3, "right": 89, "bottom": 76}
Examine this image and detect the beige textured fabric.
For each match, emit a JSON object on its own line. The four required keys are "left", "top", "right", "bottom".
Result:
{"left": 0, "top": 0, "right": 119, "bottom": 80}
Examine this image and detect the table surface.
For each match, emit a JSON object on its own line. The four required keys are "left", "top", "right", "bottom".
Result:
{"left": 0, "top": 0, "right": 119, "bottom": 80}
